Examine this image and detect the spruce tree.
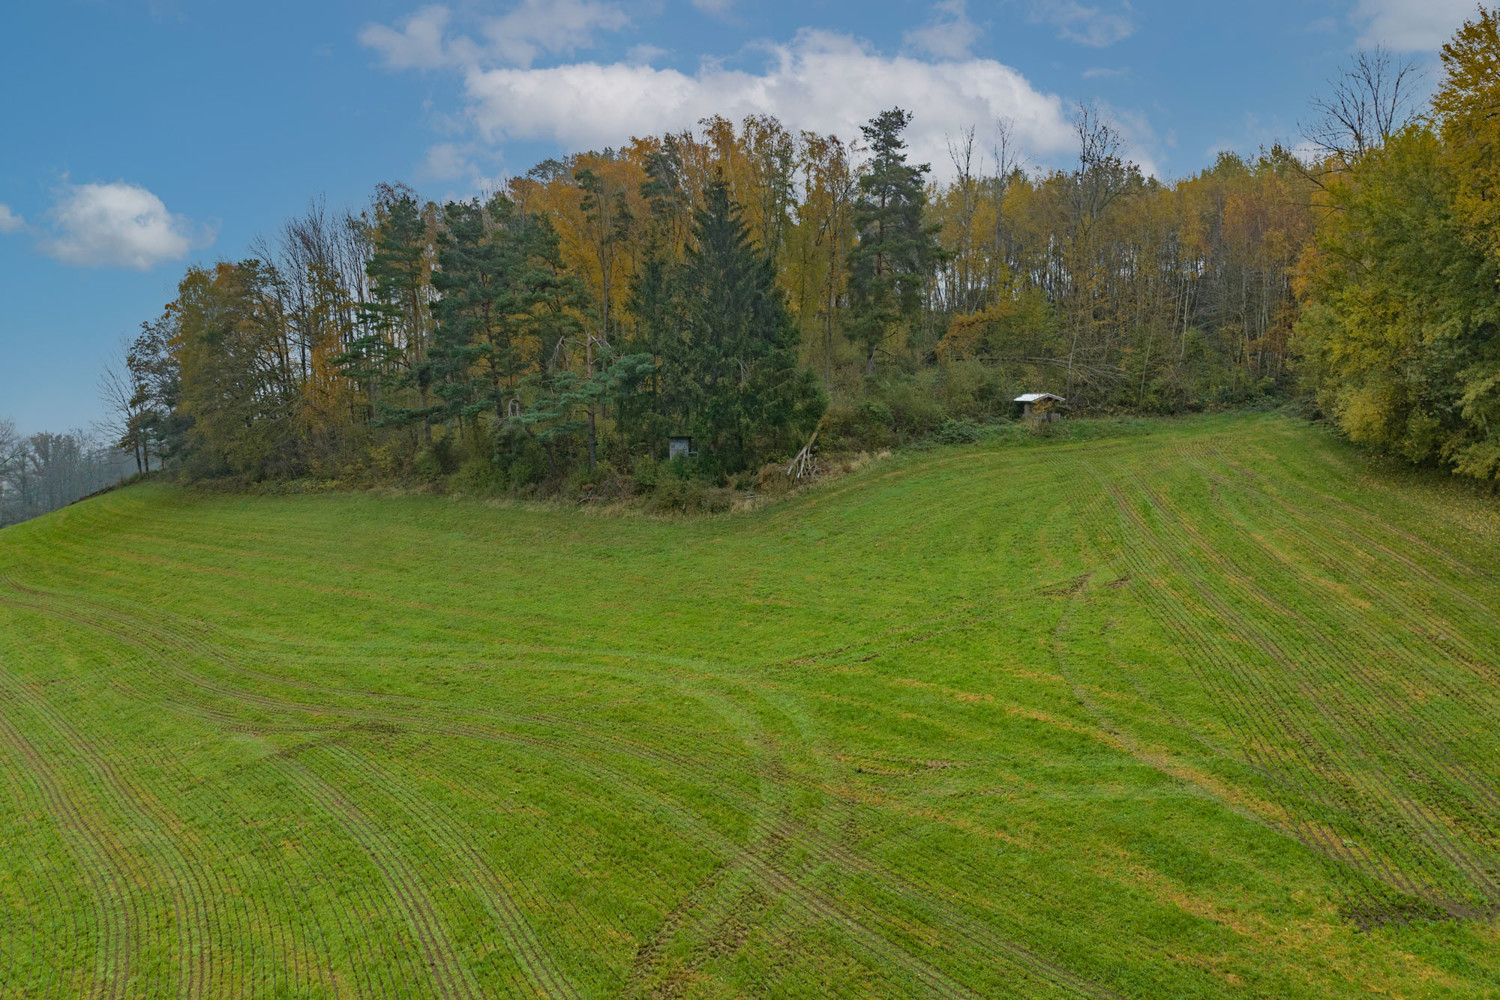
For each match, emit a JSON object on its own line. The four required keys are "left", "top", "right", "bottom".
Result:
{"left": 847, "top": 109, "right": 945, "bottom": 373}
{"left": 354, "top": 193, "right": 432, "bottom": 429}
{"left": 428, "top": 195, "right": 586, "bottom": 446}
{"left": 625, "top": 179, "right": 823, "bottom": 474}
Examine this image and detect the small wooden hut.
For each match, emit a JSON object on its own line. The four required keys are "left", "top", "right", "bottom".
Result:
{"left": 1014, "top": 393, "right": 1065, "bottom": 422}
{"left": 668, "top": 436, "right": 693, "bottom": 460}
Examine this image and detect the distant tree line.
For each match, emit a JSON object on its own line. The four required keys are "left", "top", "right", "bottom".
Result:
{"left": 100, "top": 105, "right": 1319, "bottom": 496}
{"left": 92, "top": 9, "right": 1500, "bottom": 495}
{"left": 0, "top": 420, "right": 134, "bottom": 527}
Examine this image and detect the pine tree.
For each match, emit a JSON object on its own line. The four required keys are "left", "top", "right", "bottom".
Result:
{"left": 625, "top": 179, "right": 823, "bottom": 474}
{"left": 428, "top": 195, "right": 587, "bottom": 442}
{"left": 353, "top": 192, "right": 433, "bottom": 430}
{"left": 847, "top": 109, "right": 945, "bottom": 374}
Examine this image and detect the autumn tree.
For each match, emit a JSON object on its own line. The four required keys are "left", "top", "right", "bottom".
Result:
{"left": 174, "top": 261, "right": 299, "bottom": 477}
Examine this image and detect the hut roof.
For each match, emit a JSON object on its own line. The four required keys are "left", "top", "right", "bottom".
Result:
{"left": 1014, "top": 393, "right": 1065, "bottom": 404}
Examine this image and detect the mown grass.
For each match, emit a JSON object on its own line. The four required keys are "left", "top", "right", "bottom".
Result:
{"left": 1, "top": 412, "right": 1498, "bottom": 998}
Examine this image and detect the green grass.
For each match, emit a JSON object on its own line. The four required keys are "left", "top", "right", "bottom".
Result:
{"left": 2, "top": 412, "right": 1499, "bottom": 998}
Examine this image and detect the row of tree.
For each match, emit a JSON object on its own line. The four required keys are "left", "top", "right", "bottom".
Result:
{"left": 0, "top": 420, "right": 134, "bottom": 527}
{"left": 95, "top": 8, "right": 1500, "bottom": 491}
{"left": 104, "top": 106, "right": 1318, "bottom": 490}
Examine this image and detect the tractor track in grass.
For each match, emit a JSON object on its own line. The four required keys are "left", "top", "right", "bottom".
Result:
{"left": 1183, "top": 439, "right": 1500, "bottom": 721}
{"left": 1, "top": 574, "right": 782, "bottom": 997}
{"left": 1029, "top": 445, "right": 1416, "bottom": 925}
{"left": 1241, "top": 438, "right": 1500, "bottom": 594}
{"left": 0, "top": 570, "right": 647, "bottom": 998}
{"left": 622, "top": 858, "right": 739, "bottom": 997}
{"left": 1144, "top": 444, "right": 1500, "bottom": 913}
{"left": 1, "top": 568, "right": 1136, "bottom": 997}
{"left": 427, "top": 639, "right": 1147, "bottom": 1000}
{"left": 394, "top": 731, "right": 796, "bottom": 1000}
{"left": 267, "top": 751, "right": 480, "bottom": 1000}
{"left": 0, "top": 641, "right": 354, "bottom": 999}
{"left": 10, "top": 544, "right": 1141, "bottom": 996}
{"left": 532, "top": 709, "right": 1153, "bottom": 993}
{"left": 172, "top": 617, "right": 1128, "bottom": 995}
{"left": 0, "top": 581, "right": 425, "bottom": 998}
{"left": 7, "top": 583, "right": 661, "bottom": 996}
{"left": 251, "top": 748, "right": 421, "bottom": 1000}
{"left": 1107, "top": 468, "right": 1463, "bottom": 917}
{"left": 0, "top": 694, "right": 94, "bottom": 999}
{"left": 0, "top": 663, "right": 228, "bottom": 1000}
{"left": 416, "top": 715, "right": 1129, "bottom": 999}
{"left": 295, "top": 718, "right": 987, "bottom": 999}
{"left": 1190, "top": 456, "right": 1500, "bottom": 832}
{"left": 1085, "top": 442, "right": 1498, "bottom": 922}
{"left": 1217, "top": 454, "right": 1500, "bottom": 692}
{"left": 0, "top": 676, "right": 138, "bottom": 1000}
{"left": 1075, "top": 465, "right": 1409, "bottom": 920}
{"left": 315, "top": 742, "right": 587, "bottom": 1000}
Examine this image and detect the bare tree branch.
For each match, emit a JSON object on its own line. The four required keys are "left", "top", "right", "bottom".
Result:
{"left": 1302, "top": 46, "right": 1423, "bottom": 163}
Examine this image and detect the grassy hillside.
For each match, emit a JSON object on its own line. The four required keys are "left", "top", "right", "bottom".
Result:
{"left": 2, "top": 414, "right": 1499, "bottom": 999}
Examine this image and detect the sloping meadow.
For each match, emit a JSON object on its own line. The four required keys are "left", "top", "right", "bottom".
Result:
{"left": 2, "top": 414, "right": 1498, "bottom": 998}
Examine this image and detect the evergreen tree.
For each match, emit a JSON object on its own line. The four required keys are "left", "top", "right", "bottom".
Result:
{"left": 847, "top": 109, "right": 945, "bottom": 374}
{"left": 353, "top": 192, "right": 432, "bottom": 429}
{"left": 429, "top": 195, "right": 586, "bottom": 438}
{"left": 625, "top": 179, "right": 824, "bottom": 474}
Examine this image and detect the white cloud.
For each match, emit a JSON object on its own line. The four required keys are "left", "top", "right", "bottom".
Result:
{"left": 459, "top": 29, "right": 1106, "bottom": 179}
{"left": 1352, "top": 0, "right": 1475, "bottom": 50}
{"left": 43, "top": 181, "right": 206, "bottom": 270}
{"left": 905, "top": 0, "right": 981, "bottom": 60}
{"left": 627, "top": 43, "right": 668, "bottom": 65}
{"left": 483, "top": 0, "right": 630, "bottom": 67}
{"left": 360, "top": 5, "right": 465, "bottom": 70}
{"left": 1026, "top": 1, "right": 1135, "bottom": 48}
{"left": 0, "top": 204, "right": 24, "bottom": 234}
{"left": 361, "top": 0, "right": 630, "bottom": 70}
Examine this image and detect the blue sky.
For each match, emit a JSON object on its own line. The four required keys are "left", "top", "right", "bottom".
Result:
{"left": 0, "top": 0, "right": 1478, "bottom": 434}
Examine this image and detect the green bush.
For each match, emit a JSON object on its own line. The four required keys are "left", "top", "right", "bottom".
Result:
{"left": 414, "top": 435, "right": 460, "bottom": 481}
{"left": 822, "top": 399, "right": 896, "bottom": 451}
{"left": 451, "top": 453, "right": 506, "bottom": 493}
{"left": 632, "top": 454, "right": 661, "bottom": 492}
{"left": 932, "top": 418, "right": 984, "bottom": 445}
{"left": 871, "top": 373, "right": 945, "bottom": 439}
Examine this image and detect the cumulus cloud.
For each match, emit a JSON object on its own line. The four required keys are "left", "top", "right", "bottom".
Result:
{"left": 459, "top": 29, "right": 1105, "bottom": 179}
{"left": 1352, "top": 0, "right": 1476, "bottom": 50}
{"left": 43, "top": 181, "right": 205, "bottom": 270}
{"left": 1026, "top": 0, "right": 1135, "bottom": 48}
{"left": 361, "top": 0, "right": 630, "bottom": 70}
{"left": 0, "top": 204, "right": 25, "bottom": 234}
{"left": 360, "top": 5, "right": 463, "bottom": 70}
{"left": 905, "top": 0, "right": 981, "bottom": 59}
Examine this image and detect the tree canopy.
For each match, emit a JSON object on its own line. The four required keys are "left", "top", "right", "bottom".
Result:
{"left": 87, "top": 12, "right": 1500, "bottom": 497}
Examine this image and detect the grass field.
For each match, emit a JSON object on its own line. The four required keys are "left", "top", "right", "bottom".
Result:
{"left": 2, "top": 413, "right": 1499, "bottom": 998}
